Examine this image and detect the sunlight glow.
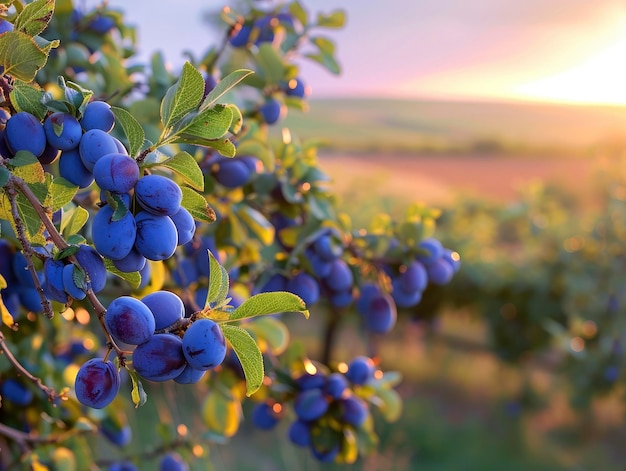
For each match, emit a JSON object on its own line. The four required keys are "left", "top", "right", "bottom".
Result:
{"left": 515, "top": 37, "right": 626, "bottom": 105}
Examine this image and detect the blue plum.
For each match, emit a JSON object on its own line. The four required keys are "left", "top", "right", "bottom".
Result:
{"left": 1, "top": 378, "right": 33, "bottom": 406}
{"left": 391, "top": 278, "right": 423, "bottom": 308}
{"left": 425, "top": 258, "right": 454, "bottom": 285}
{"left": 80, "top": 101, "right": 115, "bottom": 132}
{"left": 214, "top": 157, "right": 252, "bottom": 188}
{"left": 105, "top": 296, "right": 155, "bottom": 346}
{"left": 324, "top": 373, "right": 348, "bottom": 399}
{"left": 182, "top": 319, "right": 226, "bottom": 370}
{"left": 59, "top": 148, "right": 94, "bottom": 188}
{"left": 5, "top": 112, "right": 46, "bottom": 157}
{"left": 170, "top": 207, "right": 195, "bottom": 246}
{"left": 79, "top": 129, "right": 118, "bottom": 171}
{"left": 74, "top": 358, "right": 120, "bottom": 409}
{"left": 43, "top": 258, "right": 68, "bottom": 303}
{"left": 251, "top": 402, "right": 279, "bottom": 430}
{"left": 74, "top": 244, "right": 107, "bottom": 293}
{"left": 135, "top": 175, "right": 182, "bottom": 217}
{"left": 134, "top": 212, "right": 178, "bottom": 261}
{"left": 62, "top": 264, "right": 87, "bottom": 300}
{"left": 112, "top": 248, "right": 146, "bottom": 273}
{"left": 361, "top": 292, "right": 397, "bottom": 334}
{"left": 288, "top": 419, "right": 311, "bottom": 447}
{"left": 284, "top": 78, "right": 307, "bottom": 98}
{"left": 286, "top": 272, "right": 320, "bottom": 305}
{"left": 398, "top": 261, "right": 428, "bottom": 293}
{"left": 229, "top": 24, "right": 251, "bottom": 47}
{"left": 294, "top": 388, "right": 328, "bottom": 421}
{"left": 339, "top": 395, "right": 368, "bottom": 427}
{"left": 325, "top": 259, "right": 353, "bottom": 292}
{"left": 417, "top": 238, "right": 444, "bottom": 265}
{"left": 38, "top": 143, "right": 60, "bottom": 165}
{"left": 132, "top": 334, "right": 187, "bottom": 382}
{"left": 159, "top": 453, "right": 188, "bottom": 471}
{"left": 43, "top": 112, "right": 82, "bottom": 150}
{"left": 93, "top": 153, "right": 139, "bottom": 193}
{"left": 141, "top": 290, "right": 184, "bottom": 331}
{"left": 173, "top": 363, "right": 206, "bottom": 384}
{"left": 345, "top": 356, "right": 375, "bottom": 385}
{"left": 259, "top": 98, "right": 282, "bottom": 125}
{"left": 91, "top": 205, "right": 137, "bottom": 261}
{"left": 295, "top": 370, "right": 326, "bottom": 391}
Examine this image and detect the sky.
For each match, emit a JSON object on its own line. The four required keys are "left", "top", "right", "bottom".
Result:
{"left": 97, "top": 0, "right": 626, "bottom": 105}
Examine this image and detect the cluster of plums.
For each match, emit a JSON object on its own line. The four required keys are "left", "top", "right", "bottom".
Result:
{"left": 74, "top": 290, "right": 227, "bottom": 409}
{"left": 252, "top": 356, "right": 376, "bottom": 463}
{"left": 0, "top": 239, "right": 108, "bottom": 316}
{"left": 206, "top": 154, "right": 260, "bottom": 189}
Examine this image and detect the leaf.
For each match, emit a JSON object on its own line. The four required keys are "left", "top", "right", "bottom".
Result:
{"left": 0, "top": 31, "right": 58, "bottom": 82}
{"left": 157, "top": 151, "right": 204, "bottom": 191}
{"left": 206, "top": 249, "right": 229, "bottom": 308}
{"left": 376, "top": 388, "right": 403, "bottom": 422}
{"left": 310, "top": 36, "right": 336, "bottom": 55}
{"left": 0, "top": 167, "right": 9, "bottom": 188}
{"left": 170, "top": 105, "right": 233, "bottom": 142}
{"left": 316, "top": 10, "right": 346, "bottom": 28}
{"left": 14, "top": 0, "right": 55, "bottom": 37}
{"left": 61, "top": 206, "right": 89, "bottom": 237}
{"left": 127, "top": 368, "right": 148, "bottom": 408}
{"left": 56, "top": 245, "right": 78, "bottom": 260}
{"left": 244, "top": 316, "right": 289, "bottom": 356}
{"left": 255, "top": 43, "right": 285, "bottom": 86}
{"left": 10, "top": 81, "right": 47, "bottom": 120}
{"left": 104, "top": 259, "right": 141, "bottom": 288}
{"left": 202, "top": 390, "right": 240, "bottom": 438}
{"left": 111, "top": 106, "right": 145, "bottom": 157}
{"left": 289, "top": 1, "right": 308, "bottom": 24}
{"left": 200, "top": 69, "right": 254, "bottom": 110}
{"left": 180, "top": 186, "right": 216, "bottom": 224}
{"left": 49, "top": 177, "right": 77, "bottom": 212}
{"left": 229, "top": 292, "right": 309, "bottom": 322}
{"left": 236, "top": 205, "right": 275, "bottom": 246}
{"left": 221, "top": 324, "right": 264, "bottom": 396}
{"left": 204, "top": 138, "right": 236, "bottom": 158}
{"left": 0, "top": 276, "right": 14, "bottom": 329}
{"left": 15, "top": 192, "right": 44, "bottom": 239}
{"left": 161, "top": 61, "right": 205, "bottom": 130}
{"left": 226, "top": 104, "right": 243, "bottom": 135}
{"left": 304, "top": 51, "right": 341, "bottom": 75}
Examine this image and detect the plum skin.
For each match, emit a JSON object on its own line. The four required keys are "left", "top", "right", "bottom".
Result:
{"left": 74, "top": 358, "right": 120, "bottom": 409}
{"left": 132, "top": 334, "right": 187, "bottom": 382}
{"left": 182, "top": 319, "right": 226, "bottom": 370}
{"left": 105, "top": 296, "right": 155, "bottom": 346}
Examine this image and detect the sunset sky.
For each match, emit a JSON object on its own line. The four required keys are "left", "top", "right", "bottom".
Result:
{"left": 102, "top": 0, "right": 626, "bottom": 105}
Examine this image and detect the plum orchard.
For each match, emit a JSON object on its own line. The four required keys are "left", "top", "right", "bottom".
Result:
{"left": 0, "top": 1, "right": 459, "bottom": 469}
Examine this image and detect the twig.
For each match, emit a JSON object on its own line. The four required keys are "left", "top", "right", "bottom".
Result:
{"left": 0, "top": 331, "right": 59, "bottom": 402}
{"left": 6, "top": 181, "right": 54, "bottom": 319}
{"left": 0, "top": 75, "right": 14, "bottom": 113}
{"left": 321, "top": 307, "right": 340, "bottom": 365}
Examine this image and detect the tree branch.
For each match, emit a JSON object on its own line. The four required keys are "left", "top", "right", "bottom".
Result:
{"left": 0, "top": 331, "right": 59, "bottom": 402}
{"left": 6, "top": 181, "right": 54, "bottom": 319}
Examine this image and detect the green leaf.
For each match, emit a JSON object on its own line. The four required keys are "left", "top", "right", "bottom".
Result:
{"left": 236, "top": 205, "right": 275, "bottom": 246}
{"left": 10, "top": 81, "right": 47, "bottom": 120}
{"left": 204, "top": 138, "right": 236, "bottom": 158}
{"left": 111, "top": 106, "right": 144, "bottom": 157}
{"left": 9, "top": 150, "right": 39, "bottom": 167}
{"left": 0, "top": 167, "right": 9, "bottom": 189}
{"left": 206, "top": 249, "right": 229, "bottom": 308}
{"left": 127, "top": 368, "right": 148, "bottom": 408}
{"left": 229, "top": 292, "right": 309, "bottom": 322}
{"left": 104, "top": 259, "right": 141, "bottom": 288}
{"left": 221, "top": 324, "right": 264, "bottom": 396}
{"left": 0, "top": 31, "right": 58, "bottom": 82}
{"left": 108, "top": 193, "right": 129, "bottom": 222}
{"left": 244, "top": 316, "right": 289, "bottom": 356}
{"left": 376, "top": 388, "right": 403, "bottom": 422}
{"left": 316, "top": 10, "right": 346, "bottom": 28}
{"left": 200, "top": 69, "right": 254, "bottom": 110}
{"left": 170, "top": 104, "right": 233, "bottom": 142}
{"left": 56, "top": 244, "right": 78, "bottom": 260}
{"left": 227, "top": 104, "right": 243, "bottom": 135}
{"left": 289, "top": 1, "right": 308, "bottom": 24}
{"left": 180, "top": 186, "right": 216, "bottom": 224}
{"left": 310, "top": 36, "right": 336, "bottom": 55}
{"left": 255, "top": 43, "right": 285, "bottom": 86}
{"left": 161, "top": 61, "right": 205, "bottom": 130}
{"left": 14, "top": 0, "right": 55, "bottom": 37}
{"left": 61, "top": 206, "right": 89, "bottom": 237}
{"left": 15, "top": 192, "right": 44, "bottom": 239}
{"left": 49, "top": 177, "right": 77, "bottom": 212}
{"left": 157, "top": 151, "right": 204, "bottom": 191}
{"left": 304, "top": 51, "right": 341, "bottom": 75}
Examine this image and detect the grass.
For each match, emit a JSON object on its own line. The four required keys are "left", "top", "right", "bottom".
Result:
{"left": 281, "top": 98, "right": 626, "bottom": 156}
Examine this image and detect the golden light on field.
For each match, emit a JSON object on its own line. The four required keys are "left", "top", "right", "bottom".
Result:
{"left": 515, "top": 36, "right": 626, "bottom": 105}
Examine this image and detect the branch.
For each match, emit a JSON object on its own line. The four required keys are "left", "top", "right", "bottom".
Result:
{"left": 0, "top": 331, "right": 59, "bottom": 402}
{"left": 9, "top": 174, "right": 129, "bottom": 358}
{"left": 6, "top": 181, "right": 54, "bottom": 319}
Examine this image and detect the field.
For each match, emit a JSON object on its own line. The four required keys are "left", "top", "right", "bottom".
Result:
{"left": 283, "top": 98, "right": 626, "bottom": 156}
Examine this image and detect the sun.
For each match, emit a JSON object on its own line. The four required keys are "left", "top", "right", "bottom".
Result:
{"left": 514, "top": 36, "right": 626, "bottom": 106}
